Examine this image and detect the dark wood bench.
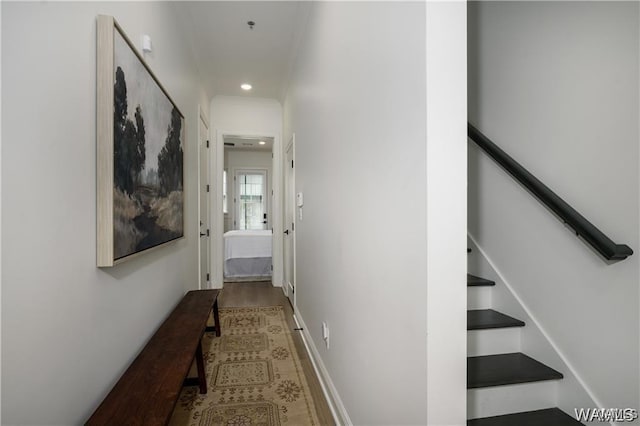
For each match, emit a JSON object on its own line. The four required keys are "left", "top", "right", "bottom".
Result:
{"left": 86, "top": 289, "right": 220, "bottom": 426}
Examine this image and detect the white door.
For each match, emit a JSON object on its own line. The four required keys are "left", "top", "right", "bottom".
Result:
{"left": 235, "top": 170, "right": 268, "bottom": 230}
{"left": 199, "top": 117, "right": 211, "bottom": 288}
{"left": 284, "top": 138, "right": 295, "bottom": 305}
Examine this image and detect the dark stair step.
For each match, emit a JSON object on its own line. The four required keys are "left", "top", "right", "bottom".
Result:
{"left": 468, "top": 309, "right": 525, "bottom": 330}
{"left": 468, "top": 352, "right": 563, "bottom": 389}
{"left": 467, "top": 274, "right": 495, "bottom": 287}
{"left": 468, "top": 408, "right": 584, "bottom": 426}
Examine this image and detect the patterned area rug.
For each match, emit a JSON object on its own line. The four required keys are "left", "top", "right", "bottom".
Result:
{"left": 170, "top": 306, "right": 320, "bottom": 426}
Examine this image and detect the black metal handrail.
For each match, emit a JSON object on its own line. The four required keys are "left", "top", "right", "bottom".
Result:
{"left": 468, "top": 123, "right": 633, "bottom": 261}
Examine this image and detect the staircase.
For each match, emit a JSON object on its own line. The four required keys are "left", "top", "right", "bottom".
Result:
{"left": 466, "top": 271, "right": 584, "bottom": 425}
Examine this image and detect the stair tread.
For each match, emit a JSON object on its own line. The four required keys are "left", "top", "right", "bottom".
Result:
{"left": 468, "top": 352, "right": 563, "bottom": 388}
{"left": 467, "top": 274, "right": 495, "bottom": 287}
{"left": 467, "top": 408, "right": 583, "bottom": 426}
{"left": 468, "top": 309, "right": 525, "bottom": 330}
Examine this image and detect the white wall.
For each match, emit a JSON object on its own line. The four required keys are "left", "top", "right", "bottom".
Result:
{"left": 210, "top": 96, "right": 283, "bottom": 287}
{"left": 425, "top": 2, "right": 468, "bottom": 423}
{"left": 1, "top": 3, "right": 209, "bottom": 424}
{"left": 211, "top": 96, "right": 282, "bottom": 135}
{"left": 468, "top": 0, "right": 639, "bottom": 413}
{"left": 225, "top": 150, "right": 274, "bottom": 231}
{"left": 283, "top": 2, "right": 466, "bottom": 424}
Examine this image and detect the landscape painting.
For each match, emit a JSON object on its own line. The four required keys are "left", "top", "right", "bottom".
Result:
{"left": 98, "top": 16, "right": 184, "bottom": 266}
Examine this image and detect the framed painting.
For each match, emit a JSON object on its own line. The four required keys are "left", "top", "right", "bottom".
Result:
{"left": 97, "top": 15, "right": 184, "bottom": 267}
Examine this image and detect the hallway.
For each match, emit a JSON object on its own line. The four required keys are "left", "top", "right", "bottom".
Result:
{"left": 1, "top": 2, "right": 466, "bottom": 424}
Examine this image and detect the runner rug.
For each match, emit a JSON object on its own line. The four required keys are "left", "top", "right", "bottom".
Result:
{"left": 170, "top": 306, "right": 320, "bottom": 426}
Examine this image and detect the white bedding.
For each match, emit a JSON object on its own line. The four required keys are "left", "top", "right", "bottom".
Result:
{"left": 223, "top": 230, "right": 272, "bottom": 278}
{"left": 224, "top": 230, "right": 272, "bottom": 260}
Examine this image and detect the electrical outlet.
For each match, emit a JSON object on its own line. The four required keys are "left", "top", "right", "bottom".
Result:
{"left": 322, "top": 322, "right": 330, "bottom": 349}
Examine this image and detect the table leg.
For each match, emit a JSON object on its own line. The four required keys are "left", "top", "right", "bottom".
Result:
{"left": 212, "top": 298, "right": 221, "bottom": 337}
{"left": 195, "top": 340, "right": 207, "bottom": 394}
{"left": 205, "top": 298, "right": 221, "bottom": 336}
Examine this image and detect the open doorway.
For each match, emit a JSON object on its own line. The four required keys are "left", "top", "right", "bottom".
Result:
{"left": 222, "top": 135, "right": 274, "bottom": 283}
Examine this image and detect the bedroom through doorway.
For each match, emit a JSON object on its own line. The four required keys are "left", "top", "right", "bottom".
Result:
{"left": 222, "top": 135, "right": 274, "bottom": 283}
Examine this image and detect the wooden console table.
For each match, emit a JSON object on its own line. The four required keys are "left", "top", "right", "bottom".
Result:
{"left": 86, "top": 289, "right": 220, "bottom": 425}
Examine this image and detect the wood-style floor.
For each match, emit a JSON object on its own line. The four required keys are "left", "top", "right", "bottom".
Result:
{"left": 219, "top": 281, "right": 335, "bottom": 426}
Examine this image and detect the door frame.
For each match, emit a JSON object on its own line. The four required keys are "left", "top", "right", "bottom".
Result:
{"left": 283, "top": 135, "right": 296, "bottom": 308}
{"left": 233, "top": 168, "right": 269, "bottom": 230}
{"left": 197, "top": 106, "right": 210, "bottom": 290}
{"left": 213, "top": 129, "right": 283, "bottom": 289}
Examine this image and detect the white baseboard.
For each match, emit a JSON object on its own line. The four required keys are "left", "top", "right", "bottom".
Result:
{"left": 293, "top": 311, "right": 352, "bottom": 426}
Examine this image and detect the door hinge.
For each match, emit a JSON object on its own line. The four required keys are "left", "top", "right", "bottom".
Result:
{"left": 207, "top": 229, "right": 210, "bottom": 237}
{"left": 292, "top": 223, "right": 294, "bottom": 231}
{"left": 206, "top": 273, "right": 210, "bottom": 281}
{"left": 206, "top": 140, "right": 210, "bottom": 148}
{"left": 271, "top": 264, "right": 273, "bottom": 271}
{"left": 291, "top": 160, "right": 294, "bottom": 168}
{"left": 206, "top": 184, "right": 210, "bottom": 192}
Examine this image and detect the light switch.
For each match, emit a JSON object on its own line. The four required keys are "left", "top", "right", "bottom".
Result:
{"left": 142, "top": 35, "right": 152, "bottom": 53}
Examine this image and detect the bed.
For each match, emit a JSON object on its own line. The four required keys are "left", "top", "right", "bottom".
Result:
{"left": 223, "top": 230, "right": 273, "bottom": 280}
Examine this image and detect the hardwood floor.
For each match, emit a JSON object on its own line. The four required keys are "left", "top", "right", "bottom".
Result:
{"left": 219, "top": 281, "right": 335, "bottom": 426}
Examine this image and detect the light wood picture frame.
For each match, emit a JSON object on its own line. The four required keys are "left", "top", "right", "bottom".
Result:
{"left": 97, "top": 15, "right": 185, "bottom": 267}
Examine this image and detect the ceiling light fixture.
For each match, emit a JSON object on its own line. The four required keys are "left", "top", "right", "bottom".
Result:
{"left": 241, "top": 83, "right": 252, "bottom": 91}
{"left": 258, "top": 141, "right": 266, "bottom": 145}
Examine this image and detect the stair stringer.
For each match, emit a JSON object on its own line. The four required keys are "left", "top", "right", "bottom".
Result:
{"left": 467, "top": 233, "right": 601, "bottom": 423}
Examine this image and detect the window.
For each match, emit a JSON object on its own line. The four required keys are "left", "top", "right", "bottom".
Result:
{"left": 236, "top": 171, "right": 267, "bottom": 230}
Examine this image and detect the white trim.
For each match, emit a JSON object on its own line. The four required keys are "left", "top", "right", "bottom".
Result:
{"left": 284, "top": 135, "right": 297, "bottom": 309}
{"left": 468, "top": 232, "right": 604, "bottom": 412}
{"left": 293, "top": 311, "right": 351, "bottom": 426}
{"left": 425, "top": 1, "right": 468, "bottom": 423}
{"left": 197, "top": 106, "right": 210, "bottom": 290}
{"left": 199, "top": 107, "right": 210, "bottom": 130}
{"left": 213, "top": 130, "right": 225, "bottom": 289}
{"left": 213, "top": 129, "right": 283, "bottom": 288}
{"left": 291, "top": 136, "right": 296, "bottom": 307}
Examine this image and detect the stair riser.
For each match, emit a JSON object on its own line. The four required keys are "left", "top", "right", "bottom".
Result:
{"left": 468, "top": 287, "right": 492, "bottom": 310}
{"left": 467, "top": 328, "right": 521, "bottom": 357}
{"left": 467, "top": 381, "right": 558, "bottom": 419}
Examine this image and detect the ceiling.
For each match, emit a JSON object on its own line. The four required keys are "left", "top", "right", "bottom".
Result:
{"left": 177, "top": 2, "right": 311, "bottom": 100}
{"left": 224, "top": 136, "right": 274, "bottom": 152}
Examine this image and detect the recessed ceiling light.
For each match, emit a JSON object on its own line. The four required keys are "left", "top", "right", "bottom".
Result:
{"left": 258, "top": 141, "right": 266, "bottom": 145}
{"left": 241, "top": 83, "right": 252, "bottom": 91}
